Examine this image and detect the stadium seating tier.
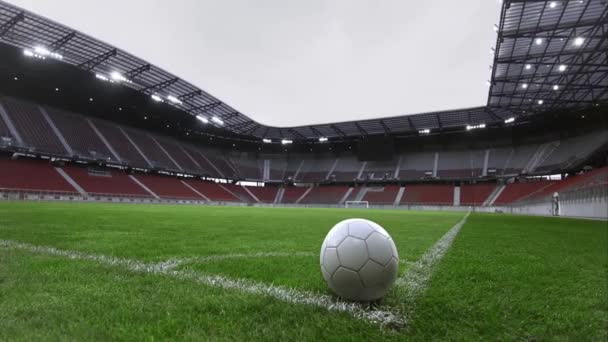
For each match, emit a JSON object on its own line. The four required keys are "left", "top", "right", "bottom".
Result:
{"left": 0, "top": 159, "right": 75, "bottom": 193}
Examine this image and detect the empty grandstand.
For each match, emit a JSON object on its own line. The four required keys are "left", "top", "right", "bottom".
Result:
{"left": 0, "top": 0, "right": 605, "bottom": 219}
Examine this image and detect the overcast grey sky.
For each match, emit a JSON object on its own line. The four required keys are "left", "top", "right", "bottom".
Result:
{"left": 10, "top": 0, "right": 500, "bottom": 127}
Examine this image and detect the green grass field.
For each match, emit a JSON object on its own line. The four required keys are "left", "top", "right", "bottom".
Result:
{"left": 0, "top": 202, "right": 606, "bottom": 340}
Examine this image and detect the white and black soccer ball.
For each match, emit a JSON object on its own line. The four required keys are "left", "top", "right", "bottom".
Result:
{"left": 320, "top": 218, "right": 399, "bottom": 301}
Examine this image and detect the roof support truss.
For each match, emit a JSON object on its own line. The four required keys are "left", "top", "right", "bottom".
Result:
{"left": 187, "top": 101, "right": 221, "bottom": 114}
{"left": 0, "top": 11, "right": 24, "bottom": 37}
{"left": 261, "top": 127, "right": 270, "bottom": 138}
{"left": 226, "top": 120, "right": 256, "bottom": 130}
{"left": 354, "top": 122, "right": 367, "bottom": 136}
{"left": 139, "top": 77, "right": 179, "bottom": 93}
{"left": 178, "top": 90, "right": 202, "bottom": 102}
{"left": 407, "top": 117, "right": 416, "bottom": 130}
{"left": 497, "top": 47, "right": 604, "bottom": 64}
{"left": 288, "top": 128, "right": 306, "bottom": 139}
{"left": 77, "top": 48, "right": 117, "bottom": 71}
{"left": 222, "top": 112, "right": 240, "bottom": 120}
{"left": 50, "top": 31, "right": 75, "bottom": 51}
{"left": 501, "top": 18, "right": 608, "bottom": 38}
{"left": 330, "top": 125, "right": 346, "bottom": 137}
{"left": 245, "top": 123, "right": 261, "bottom": 135}
{"left": 126, "top": 64, "right": 150, "bottom": 79}
{"left": 486, "top": 108, "right": 503, "bottom": 121}
{"left": 309, "top": 126, "right": 324, "bottom": 138}
{"left": 379, "top": 120, "right": 391, "bottom": 134}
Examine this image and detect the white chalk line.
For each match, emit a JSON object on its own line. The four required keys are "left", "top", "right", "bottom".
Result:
{"left": 0, "top": 240, "right": 404, "bottom": 328}
{"left": 394, "top": 212, "right": 470, "bottom": 322}
{"left": 158, "top": 251, "right": 316, "bottom": 270}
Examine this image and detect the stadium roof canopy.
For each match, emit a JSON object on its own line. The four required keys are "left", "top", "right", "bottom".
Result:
{"left": 0, "top": 0, "right": 606, "bottom": 141}
{"left": 489, "top": 0, "right": 607, "bottom": 113}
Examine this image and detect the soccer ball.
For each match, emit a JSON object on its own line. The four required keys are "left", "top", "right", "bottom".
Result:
{"left": 320, "top": 218, "right": 399, "bottom": 301}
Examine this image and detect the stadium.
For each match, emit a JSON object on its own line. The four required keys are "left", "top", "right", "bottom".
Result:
{"left": 0, "top": 0, "right": 606, "bottom": 339}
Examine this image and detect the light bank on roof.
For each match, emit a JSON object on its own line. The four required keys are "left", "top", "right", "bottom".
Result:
{"left": 0, "top": 0, "right": 606, "bottom": 142}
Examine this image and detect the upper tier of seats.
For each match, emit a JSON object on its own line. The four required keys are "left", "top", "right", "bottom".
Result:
{"left": 1, "top": 97, "right": 66, "bottom": 155}
{"left": 0, "top": 104, "right": 12, "bottom": 139}
{"left": 45, "top": 108, "right": 115, "bottom": 161}
{"left": 91, "top": 119, "right": 150, "bottom": 168}
{"left": 154, "top": 136, "right": 201, "bottom": 175}
{"left": 123, "top": 128, "right": 180, "bottom": 171}
{"left": 0, "top": 95, "right": 605, "bottom": 184}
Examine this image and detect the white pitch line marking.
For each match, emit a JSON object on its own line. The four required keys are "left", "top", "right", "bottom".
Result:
{"left": 0, "top": 240, "right": 404, "bottom": 328}
{"left": 157, "top": 251, "right": 316, "bottom": 270}
{"left": 395, "top": 212, "right": 470, "bottom": 306}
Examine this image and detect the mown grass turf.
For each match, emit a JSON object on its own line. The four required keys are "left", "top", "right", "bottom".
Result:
{"left": 0, "top": 202, "right": 460, "bottom": 340}
{"left": 410, "top": 214, "right": 608, "bottom": 340}
{"left": 0, "top": 202, "right": 606, "bottom": 340}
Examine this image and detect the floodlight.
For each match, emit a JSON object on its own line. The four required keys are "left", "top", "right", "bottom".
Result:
{"left": 110, "top": 71, "right": 127, "bottom": 82}
{"left": 32, "top": 46, "right": 62, "bottom": 60}
{"left": 466, "top": 123, "right": 486, "bottom": 131}
{"left": 573, "top": 37, "right": 584, "bottom": 46}
{"left": 212, "top": 116, "right": 224, "bottom": 125}
{"left": 538, "top": 99, "right": 544, "bottom": 105}
{"left": 553, "top": 85, "right": 559, "bottom": 90}
{"left": 319, "top": 137, "right": 328, "bottom": 142}
{"left": 535, "top": 38, "right": 543, "bottom": 45}
{"left": 167, "top": 95, "right": 183, "bottom": 104}
{"left": 34, "top": 46, "right": 50, "bottom": 55}
{"left": 281, "top": 139, "right": 293, "bottom": 145}
{"left": 525, "top": 64, "right": 532, "bottom": 70}
{"left": 196, "top": 115, "right": 209, "bottom": 124}
{"left": 95, "top": 73, "right": 109, "bottom": 82}
{"left": 504, "top": 117, "right": 515, "bottom": 124}
{"left": 151, "top": 94, "right": 163, "bottom": 102}
{"left": 558, "top": 64, "right": 567, "bottom": 72}
{"left": 522, "top": 83, "right": 528, "bottom": 89}
{"left": 262, "top": 138, "right": 272, "bottom": 143}
{"left": 418, "top": 129, "right": 430, "bottom": 134}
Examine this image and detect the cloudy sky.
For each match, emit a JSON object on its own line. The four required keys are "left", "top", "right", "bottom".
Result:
{"left": 9, "top": 0, "right": 500, "bottom": 127}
